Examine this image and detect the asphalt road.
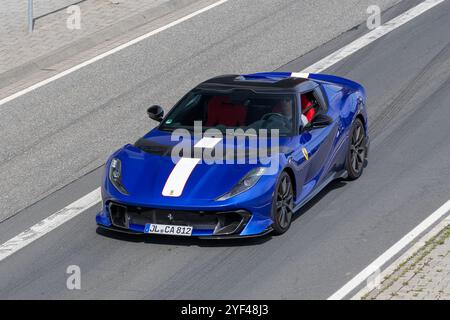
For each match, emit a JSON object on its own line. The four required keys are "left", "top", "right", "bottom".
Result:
{"left": 1, "top": 0, "right": 449, "bottom": 299}
{"left": 0, "top": 0, "right": 400, "bottom": 222}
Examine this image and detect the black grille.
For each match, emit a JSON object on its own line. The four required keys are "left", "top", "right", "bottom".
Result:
{"left": 108, "top": 202, "right": 250, "bottom": 236}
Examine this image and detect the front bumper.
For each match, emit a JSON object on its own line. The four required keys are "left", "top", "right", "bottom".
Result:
{"left": 98, "top": 224, "right": 273, "bottom": 239}
{"left": 96, "top": 200, "right": 274, "bottom": 238}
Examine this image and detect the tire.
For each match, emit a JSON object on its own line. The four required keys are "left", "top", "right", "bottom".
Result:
{"left": 345, "top": 118, "right": 367, "bottom": 180}
{"left": 271, "top": 171, "right": 295, "bottom": 235}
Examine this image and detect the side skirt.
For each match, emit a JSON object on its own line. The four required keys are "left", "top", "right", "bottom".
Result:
{"left": 292, "top": 170, "right": 347, "bottom": 213}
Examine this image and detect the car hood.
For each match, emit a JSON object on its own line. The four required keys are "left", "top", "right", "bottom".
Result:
{"left": 109, "top": 130, "right": 292, "bottom": 204}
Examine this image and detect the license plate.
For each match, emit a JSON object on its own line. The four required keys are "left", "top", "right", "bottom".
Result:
{"left": 144, "top": 223, "right": 193, "bottom": 236}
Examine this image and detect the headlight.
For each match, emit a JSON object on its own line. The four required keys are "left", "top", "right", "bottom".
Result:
{"left": 217, "top": 167, "right": 267, "bottom": 201}
{"left": 109, "top": 158, "right": 128, "bottom": 195}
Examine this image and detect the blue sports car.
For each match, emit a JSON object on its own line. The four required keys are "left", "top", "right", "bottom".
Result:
{"left": 96, "top": 72, "right": 369, "bottom": 238}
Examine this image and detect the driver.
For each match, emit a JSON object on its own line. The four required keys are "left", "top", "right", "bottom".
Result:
{"left": 272, "top": 98, "right": 293, "bottom": 121}
{"left": 272, "top": 96, "right": 314, "bottom": 130}
{"left": 270, "top": 98, "right": 293, "bottom": 131}
{"left": 268, "top": 98, "right": 294, "bottom": 131}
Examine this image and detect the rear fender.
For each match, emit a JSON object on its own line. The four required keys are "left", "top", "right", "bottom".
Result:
{"left": 307, "top": 73, "right": 366, "bottom": 98}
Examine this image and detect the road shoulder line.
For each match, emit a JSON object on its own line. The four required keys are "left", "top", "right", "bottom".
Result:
{"left": 329, "top": 200, "right": 450, "bottom": 299}
{"left": 0, "top": 188, "right": 100, "bottom": 262}
{"left": 304, "top": 0, "right": 445, "bottom": 73}
{"left": 352, "top": 210, "right": 450, "bottom": 299}
{"left": 0, "top": 0, "right": 230, "bottom": 106}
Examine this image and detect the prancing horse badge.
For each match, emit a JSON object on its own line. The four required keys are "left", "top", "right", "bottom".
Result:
{"left": 302, "top": 147, "right": 309, "bottom": 161}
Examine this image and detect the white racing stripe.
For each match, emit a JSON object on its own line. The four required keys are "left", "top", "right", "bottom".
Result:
{"left": 291, "top": 72, "right": 310, "bottom": 79}
{"left": 0, "top": 0, "right": 231, "bottom": 107}
{"left": 194, "top": 137, "right": 223, "bottom": 149}
{"left": 0, "top": 0, "right": 446, "bottom": 262}
{"left": 162, "top": 158, "right": 201, "bottom": 197}
{"left": 162, "top": 137, "right": 222, "bottom": 197}
{"left": 328, "top": 200, "right": 450, "bottom": 300}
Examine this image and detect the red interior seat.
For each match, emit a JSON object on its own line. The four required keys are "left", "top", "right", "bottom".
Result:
{"left": 301, "top": 94, "right": 316, "bottom": 122}
{"left": 206, "top": 96, "right": 247, "bottom": 127}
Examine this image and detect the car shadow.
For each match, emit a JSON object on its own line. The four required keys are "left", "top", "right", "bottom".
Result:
{"left": 291, "top": 178, "right": 348, "bottom": 223}
{"left": 96, "top": 178, "right": 348, "bottom": 247}
{"left": 96, "top": 226, "right": 272, "bottom": 247}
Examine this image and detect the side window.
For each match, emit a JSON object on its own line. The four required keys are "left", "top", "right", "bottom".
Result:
{"left": 300, "top": 88, "right": 327, "bottom": 122}
{"left": 300, "top": 91, "right": 318, "bottom": 123}
{"left": 313, "top": 87, "right": 327, "bottom": 114}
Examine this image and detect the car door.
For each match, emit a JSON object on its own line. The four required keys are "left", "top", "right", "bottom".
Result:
{"left": 292, "top": 87, "right": 339, "bottom": 203}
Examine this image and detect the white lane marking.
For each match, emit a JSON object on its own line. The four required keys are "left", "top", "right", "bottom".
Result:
{"left": 328, "top": 200, "right": 450, "bottom": 300}
{"left": 0, "top": 0, "right": 445, "bottom": 261}
{"left": 0, "top": 0, "right": 231, "bottom": 107}
{"left": 0, "top": 188, "right": 101, "bottom": 262}
{"left": 162, "top": 158, "right": 201, "bottom": 197}
{"left": 352, "top": 212, "right": 450, "bottom": 300}
{"left": 162, "top": 137, "right": 222, "bottom": 197}
{"left": 303, "top": 0, "right": 445, "bottom": 73}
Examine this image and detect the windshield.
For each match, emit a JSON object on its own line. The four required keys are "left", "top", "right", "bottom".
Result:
{"left": 159, "top": 90, "right": 296, "bottom": 136}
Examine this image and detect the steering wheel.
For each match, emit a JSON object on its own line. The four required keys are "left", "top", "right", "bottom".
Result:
{"left": 261, "top": 113, "right": 287, "bottom": 122}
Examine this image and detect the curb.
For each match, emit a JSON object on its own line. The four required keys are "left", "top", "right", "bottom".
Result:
{"left": 352, "top": 213, "right": 450, "bottom": 299}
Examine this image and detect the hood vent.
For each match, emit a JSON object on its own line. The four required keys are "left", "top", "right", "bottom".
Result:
{"left": 134, "top": 138, "right": 291, "bottom": 159}
{"left": 134, "top": 138, "right": 173, "bottom": 156}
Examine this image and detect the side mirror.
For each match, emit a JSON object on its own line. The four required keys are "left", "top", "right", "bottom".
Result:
{"left": 147, "top": 105, "right": 164, "bottom": 122}
{"left": 310, "top": 114, "right": 333, "bottom": 128}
